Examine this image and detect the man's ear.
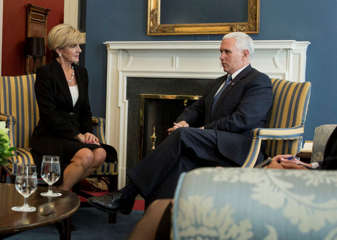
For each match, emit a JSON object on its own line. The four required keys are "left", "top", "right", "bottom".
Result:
{"left": 242, "top": 49, "right": 249, "bottom": 60}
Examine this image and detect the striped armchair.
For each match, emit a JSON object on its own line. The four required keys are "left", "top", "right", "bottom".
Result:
{"left": 0, "top": 75, "right": 118, "bottom": 203}
{"left": 243, "top": 78, "right": 312, "bottom": 168}
{"left": 0, "top": 74, "right": 38, "bottom": 179}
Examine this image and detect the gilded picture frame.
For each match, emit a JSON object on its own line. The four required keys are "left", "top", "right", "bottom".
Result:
{"left": 147, "top": 0, "right": 260, "bottom": 36}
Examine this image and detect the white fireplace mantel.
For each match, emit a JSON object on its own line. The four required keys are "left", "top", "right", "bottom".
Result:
{"left": 104, "top": 40, "right": 310, "bottom": 187}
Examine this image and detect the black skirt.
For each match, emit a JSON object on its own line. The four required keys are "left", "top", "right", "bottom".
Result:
{"left": 62, "top": 139, "right": 117, "bottom": 164}
{"left": 31, "top": 139, "right": 117, "bottom": 183}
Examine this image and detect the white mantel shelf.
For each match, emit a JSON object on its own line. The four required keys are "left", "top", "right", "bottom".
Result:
{"left": 104, "top": 40, "right": 310, "bottom": 188}
{"left": 105, "top": 40, "right": 310, "bottom": 50}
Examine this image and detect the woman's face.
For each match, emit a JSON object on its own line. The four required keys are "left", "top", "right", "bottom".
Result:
{"left": 57, "top": 44, "right": 82, "bottom": 64}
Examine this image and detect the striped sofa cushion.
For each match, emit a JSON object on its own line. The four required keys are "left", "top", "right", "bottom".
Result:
{"left": 266, "top": 78, "right": 311, "bottom": 157}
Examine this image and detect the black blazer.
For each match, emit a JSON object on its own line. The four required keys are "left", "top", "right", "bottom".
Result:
{"left": 31, "top": 59, "right": 93, "bottom": 159}
{"left": 176, "top": 65, "right": 273, "bottom": 165}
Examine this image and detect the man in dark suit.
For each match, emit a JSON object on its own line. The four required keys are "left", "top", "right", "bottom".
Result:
{"left": 88, "top": 32, "right": 273, "bottom": 214}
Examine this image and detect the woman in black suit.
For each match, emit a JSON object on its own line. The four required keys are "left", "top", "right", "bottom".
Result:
{"left": 31, "top": 24, "right": 117, "bottom": 191}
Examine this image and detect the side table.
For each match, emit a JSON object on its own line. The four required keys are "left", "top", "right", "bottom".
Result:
{"left": 0, "top": 183, "right": 80, "bottom": 240}
{"left": 296, "top": 151, "right": 312, "bottom": 163}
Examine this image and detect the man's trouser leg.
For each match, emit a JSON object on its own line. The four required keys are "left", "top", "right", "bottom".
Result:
{"left": 127, "top": 127, "right": 235, "bottom": 200}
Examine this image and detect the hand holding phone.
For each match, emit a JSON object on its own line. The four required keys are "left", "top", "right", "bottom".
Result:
{"left": 255, "top": 158, "right": 272, "bottom": 168}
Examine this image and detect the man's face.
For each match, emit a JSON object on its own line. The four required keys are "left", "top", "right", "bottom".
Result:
{"left": 219, "top": 38, "right": 249, "bottom": 74}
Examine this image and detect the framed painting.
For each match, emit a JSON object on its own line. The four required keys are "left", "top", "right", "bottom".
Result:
{"left": 147, "top": 0, "right": 260, "bottom": 35}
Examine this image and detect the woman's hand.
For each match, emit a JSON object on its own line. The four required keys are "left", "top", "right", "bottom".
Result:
{"left": 75, "top": 133, "right": 100, "bottom": 145}
{"left": 265, "top": 158, "right": 285, "bottom": 169}
{"left": 271, "top": 154, "right": 293, "bottom": 163}
{"left": 267, "top": 155, "right": 309, "bottom": 170}
{"left": 280, "top": 162, "right": 309, "bottom": 170}
{"left": 273, "top": 154, "right": 312, "bottom": 168}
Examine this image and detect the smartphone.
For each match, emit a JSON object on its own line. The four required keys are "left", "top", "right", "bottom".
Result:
{"left": 255, "top": 158, "right": 272, "bottom": 168}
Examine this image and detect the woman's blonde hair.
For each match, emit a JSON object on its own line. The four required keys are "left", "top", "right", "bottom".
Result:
{"left": 47, "top": 24, "right": 85, "bottom": 57}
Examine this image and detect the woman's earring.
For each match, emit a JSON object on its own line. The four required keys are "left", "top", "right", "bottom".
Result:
{"left": 59, "top": 53, "right": 62, "bottom": 57}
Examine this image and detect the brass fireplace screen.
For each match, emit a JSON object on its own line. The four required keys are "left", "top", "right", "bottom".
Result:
{"left": 139, "top": 94, "right": 200, "bottom": 161}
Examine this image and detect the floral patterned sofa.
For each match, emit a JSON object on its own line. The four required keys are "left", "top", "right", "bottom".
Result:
{"left": 172, "top": 167, "right": 337, "bottom": 240}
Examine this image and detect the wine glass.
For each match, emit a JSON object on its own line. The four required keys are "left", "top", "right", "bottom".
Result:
{"left": 40, "top": 155, "right": 62, "bottom": 197}
{"left": 12, "top": 165, "right": 38, "bottom": 212}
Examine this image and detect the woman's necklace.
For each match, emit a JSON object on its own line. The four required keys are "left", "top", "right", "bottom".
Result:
{"left": 68, "top": 66, "right": 75, "bottom": 83}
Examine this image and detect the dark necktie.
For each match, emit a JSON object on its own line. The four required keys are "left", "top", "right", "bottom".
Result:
{"left": 211, "top": 75, "right": 232, "bottom": 112}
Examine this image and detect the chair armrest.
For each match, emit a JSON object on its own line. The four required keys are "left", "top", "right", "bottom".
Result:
{"left": 251, "top": 126, "right": 304, "bottom": 140}
{"left": 242, "top": 126, "right": 305, "bottom": 168}
{"left": 0, "top": 113, "right": 16, "bottom": 126}
{"left": 0, "top": 113, "right": 16, "bottom": 147}
{"left": 92, "top": 116, "right": 106, "bottom": 144}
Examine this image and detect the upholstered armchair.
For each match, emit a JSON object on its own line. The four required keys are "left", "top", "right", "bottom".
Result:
{"left": 0, "top": 74, "right": 38, "bottom": 180}
{"left": 0, "top": 75, "right": 118, "bottom": 222}
{"left": 311, "top": 124, "right": 337, "bottom": 163}
{"left": 172, "top": 167, "right": 337, "bottom": 239}
{"left": 242, "top": 78, "right": 312, "bottom": 168}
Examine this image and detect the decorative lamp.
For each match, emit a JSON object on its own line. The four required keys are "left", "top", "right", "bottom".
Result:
{"left": 25, "top": 37, "right": 45, "bottom": 73}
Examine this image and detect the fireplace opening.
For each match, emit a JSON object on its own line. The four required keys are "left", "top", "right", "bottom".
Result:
{"left": 139, "top": 94, "right": 199, "bottom": 161}
{"left": 126, "top": 77, "right": 210, "bottom": 173}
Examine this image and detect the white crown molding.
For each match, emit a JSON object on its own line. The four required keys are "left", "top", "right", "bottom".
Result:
{"left": 104, "top": 40, "right": 310, "bottom": 188}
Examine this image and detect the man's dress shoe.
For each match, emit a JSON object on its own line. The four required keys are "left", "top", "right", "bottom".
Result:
{"left": 87, "top": 190, "right": 134, "bottom": 215}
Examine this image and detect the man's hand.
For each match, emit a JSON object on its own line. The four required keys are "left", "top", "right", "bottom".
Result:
{"left": 167, "top": 121, "right": 189, "bottom": 135}
{"left": 75, "top": 133, "right": 100, "bottom": 145}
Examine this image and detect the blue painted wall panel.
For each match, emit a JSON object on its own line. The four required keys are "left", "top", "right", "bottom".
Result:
{"left": 84, "top": 0, "right": 337, "bottom": 141}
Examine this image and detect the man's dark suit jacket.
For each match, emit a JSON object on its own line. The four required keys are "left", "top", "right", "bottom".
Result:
{"left": 176, "top": 64, "right": 273, "bottom": 166}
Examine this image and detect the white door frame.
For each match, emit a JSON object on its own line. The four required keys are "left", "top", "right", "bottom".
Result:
{"left": 64, "top": 0, "right": 79, "bottom": 29}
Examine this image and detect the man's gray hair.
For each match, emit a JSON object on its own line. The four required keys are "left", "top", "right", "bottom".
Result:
{"left": 223, "top": 32, "right": 254, "bottom": 59}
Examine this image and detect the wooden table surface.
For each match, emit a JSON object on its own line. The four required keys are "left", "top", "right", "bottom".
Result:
{"left": 0, "top": 183, "right": 80, "bottom": 239}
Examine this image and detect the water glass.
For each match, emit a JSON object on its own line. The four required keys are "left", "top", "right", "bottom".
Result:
{"left": 40, "top": 155, "right": 62, "bottom": 197}
{"left": 12, "top": 165, "right": 38, "bottom": 212}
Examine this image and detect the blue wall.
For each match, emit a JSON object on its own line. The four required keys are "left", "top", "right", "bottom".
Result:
{"left": 84, "top": 0, "right": 337, "bottom": 141}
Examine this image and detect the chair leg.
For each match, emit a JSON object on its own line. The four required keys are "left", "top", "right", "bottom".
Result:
{"left": 10, "top": 175, "right": 15, "bottom": 183}
{"left": 0, "top": 166, "right": 7, "bottom": 183}
{"left": 108, "top": 175, "right": 118, "bottom": 224}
